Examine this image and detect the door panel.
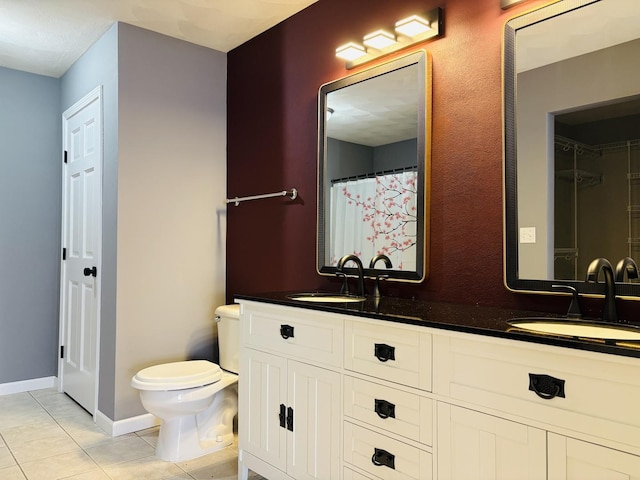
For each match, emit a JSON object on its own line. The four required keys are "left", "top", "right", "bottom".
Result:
{"left": 288, "top": 361, "right": 341, "bottom": 480}
{"left": 60, "top": 86, "right": 102, "bottom": 414}
{"left": 437, "top": 403, "right": 547, "bottom": 480}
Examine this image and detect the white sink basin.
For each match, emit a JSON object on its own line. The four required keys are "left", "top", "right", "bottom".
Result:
{"left": 508, "top": 318, "right": 640, "bottom": 341}
{"left": 287, "top": 293, "right": 366, "bottom": 303}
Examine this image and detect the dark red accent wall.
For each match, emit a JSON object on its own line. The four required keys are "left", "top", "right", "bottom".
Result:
{"left": 227, "top": 0, "right": 640, "bottom": 319}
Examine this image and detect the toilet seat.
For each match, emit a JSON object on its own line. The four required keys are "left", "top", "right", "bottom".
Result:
{"left": 131, "top": 360, "right": 221, "bottom": 391}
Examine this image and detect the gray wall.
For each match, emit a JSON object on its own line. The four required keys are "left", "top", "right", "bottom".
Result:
{"left": 114, "top": 24, "right": 227, "bottom": 421}
{"left": 0, "top": 67, "right": 61, "bottom": 383}
{"left": 61, "top": 23, "right": 227, "bottom": 421}
{"left": 328, "top": 137, "right": 416, "bottom": 181}
{"left": 61, "top": 23, "right": 119, "bottom": 418}
{"left": 2, "top": 22, "right": 227, "bottom": 426}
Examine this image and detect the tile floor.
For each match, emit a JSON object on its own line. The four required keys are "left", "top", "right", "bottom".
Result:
{"left": 0, "top": 388, "right": 261, "bottom": 480}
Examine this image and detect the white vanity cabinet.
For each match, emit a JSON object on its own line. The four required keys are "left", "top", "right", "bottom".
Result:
{"left": 238, "top": 302, "right": 342, "bottom": 480}
{"left": 343, "top": 318, "right": 433, "bottom": 480}
{"left": 433, "top": 332, "right": 640, "bottom": 479}
{"left": 548, "top": 433, "right": 640, "bottom": 479}
{"left": 238, "top": 299, "right": 640, "bottom": 480}
{"left": 436, "top": 403, "right": 546, "bottom": 479}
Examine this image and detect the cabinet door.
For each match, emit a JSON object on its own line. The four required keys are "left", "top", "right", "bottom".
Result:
{"left": 437, "top": 403, "right": 546, "bottom": 480}
{"left": 548, "top": 433, "right": 640, "bottom": 480}
{"left": 240, "top": 348, "right": 288, "bottom": 472}
{"left": 288, "top": 360, "right": 341, "bottom": 480}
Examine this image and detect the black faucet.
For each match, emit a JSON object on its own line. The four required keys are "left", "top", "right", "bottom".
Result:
{"left": 615, "top": 257, "right": 639, "bottom": 282}
{"left": 369, "top": 254, "right": 393, "bottom": 298}
{"left": 585, "top": 258, "right": 617, "bottom": 322}
{"left": 337, "top": 254, "right": 365, "bottom": 297}
{"left": 551, "top": 284, "right": 582, "bottom": 318}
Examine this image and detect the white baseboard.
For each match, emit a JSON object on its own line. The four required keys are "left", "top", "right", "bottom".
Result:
{"left": 0, "top": 376, "right": 57, "bottom": 396}
{"left": 95, "top": 410, "right": 160, "bottom": 437}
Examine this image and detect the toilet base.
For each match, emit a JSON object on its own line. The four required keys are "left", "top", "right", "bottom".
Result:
{"left": 153, "top": 377, "right": 239, "bottom": 462}
{"left": 156, "top": 414, "right": 235, "bottom": 462}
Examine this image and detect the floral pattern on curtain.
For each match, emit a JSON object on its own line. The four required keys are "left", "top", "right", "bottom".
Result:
{"left": 329, "top": 171, "right": 418, "bottom": 270}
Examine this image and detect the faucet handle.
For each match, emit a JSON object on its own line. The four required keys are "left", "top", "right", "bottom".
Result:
{"left": 552, "top": 284, "right": 582, "bottom": 318}
{"left": 336, "top": 271, "right": 349, "bottom": 295}
{"left": 373, "top": 274, "right": 389, "bottom": 299}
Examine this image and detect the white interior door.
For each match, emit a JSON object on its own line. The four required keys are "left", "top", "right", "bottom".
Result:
{"left": 59, "top": 86, "right": 102, "bottom": 416}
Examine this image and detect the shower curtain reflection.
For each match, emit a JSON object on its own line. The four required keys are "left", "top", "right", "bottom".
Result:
{"left": 330, "top": 171, "right": 417, "bottom": 270}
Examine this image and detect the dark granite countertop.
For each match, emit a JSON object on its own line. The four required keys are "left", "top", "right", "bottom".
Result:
{"left": 235, "top": 291, "right": 640, "bottom": 359}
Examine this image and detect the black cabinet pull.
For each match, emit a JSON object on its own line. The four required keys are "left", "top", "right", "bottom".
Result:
{"left": 280, "top": 324, "right": 294, "bottom": 339}
{"left": 83, "top": 266, "right": 97, "bottom": 277}
{"left": 374, "top": 343, "right": 395, "bottom": 362}
{"left": 529, "top": 373, "right": 565, "bottom": 400}
{"left": 286, "top": 406, "right": 294, "bottom": 431}
{"left": 279, "top": 404, "right": 286, "bottom": 428}
{"left": 371, "top": 448, "right": 395, "bottom": 469}
{"left": 374, "top": 399, "right": 396, "bottom": 419}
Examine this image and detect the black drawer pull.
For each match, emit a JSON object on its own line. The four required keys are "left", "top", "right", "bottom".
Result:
{"left": 286, "top": 406, "right": 294, "bottom": 431}
{"left": 374, "top": 343, "right": 395, "bottom": 362}
{"left": 279, "top": 404, "right": 286, "bottom": 428}
{"left": 371, "top": 447, "right": 395, "bottom": 469}
{"left": 280, "top": 324, "right": 294, "bottom": 339}
{"left": 374, "top": 398, "right": 396, "bottom": 419}
{"left": 529, "top": 373, "right": 565, "bottom": 400}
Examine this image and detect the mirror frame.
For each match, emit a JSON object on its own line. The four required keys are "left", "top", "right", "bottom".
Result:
{"left": 504, "top": 0, "right": 640, "bottom": 298}
{"left": 317, "top": 50, "right": 431, "bottom": 282}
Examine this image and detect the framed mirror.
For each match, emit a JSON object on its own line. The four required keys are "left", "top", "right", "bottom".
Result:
{"left": 504, "top": 0, "right": 640, "bottom": 297}
{"left": 317, "top": 50, "right": 431, "bottom": 282}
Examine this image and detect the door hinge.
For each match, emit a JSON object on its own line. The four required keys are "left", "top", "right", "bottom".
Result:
{"left": 62, "top": 248, "right": 66, "bottom": 260}
{"left": 60, "top": 346, "right": 64, "bottom": 359}
{"left": 63, "top": 150, "right": 68, "bottom": 164}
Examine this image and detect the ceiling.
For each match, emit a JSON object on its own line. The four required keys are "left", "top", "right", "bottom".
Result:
{"left": 0, "top": 0, "right": 317, "bottom": 78}
{"left": 326, "top": 64, "right": 419, "bottom": 148}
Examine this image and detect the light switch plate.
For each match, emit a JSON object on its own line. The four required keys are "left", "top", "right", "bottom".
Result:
{"left": 520, "top": 227, "right": 536, "bottom": 244}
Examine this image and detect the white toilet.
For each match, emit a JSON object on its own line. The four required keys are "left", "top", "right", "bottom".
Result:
{"left": 131, "top": 304, "right": 240, "bottom": 462}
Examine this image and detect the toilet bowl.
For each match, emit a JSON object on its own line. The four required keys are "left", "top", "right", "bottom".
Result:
{"left": 131, "top": 304, "right": 240, "bottom": 462}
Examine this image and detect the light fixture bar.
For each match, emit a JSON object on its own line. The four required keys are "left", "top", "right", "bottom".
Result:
{"left": 339, "top": 7, "right": 442, "bottom": 69}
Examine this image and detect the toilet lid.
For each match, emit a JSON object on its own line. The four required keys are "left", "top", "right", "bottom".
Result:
{"left": 131, "top": 360, "right": 222, "bottom": 391}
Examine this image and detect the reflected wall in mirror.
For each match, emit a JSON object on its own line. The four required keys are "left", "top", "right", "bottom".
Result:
{"left": 317, "top": 50, "right": 431, "bottom": 282}
{"left": 504, "top": 0, "right": 640, "bottom": 297}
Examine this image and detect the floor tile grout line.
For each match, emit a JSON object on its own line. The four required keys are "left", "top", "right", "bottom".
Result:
{"left": 26, "top": 391, "right": 192, "bottom": 478}
{"left": 24, "top": 390, "right": 117, "bottom": 480}
{"left": 3, "top": 389, "right": 245, "bottom": 480}
{"left": 0, "top": 430, "right": 29, "bottom": 479}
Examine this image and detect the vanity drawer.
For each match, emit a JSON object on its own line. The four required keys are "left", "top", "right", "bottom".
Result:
{"left": 241, "top": 303, "right": 343, "bottom": 367}
{"left": 344, "top": 467, "right": 375, "bottom": 480}
{"left": 344, "top": 422, "right": 432, "bottom": 480}
{"left": 345, "top": 319, "right": 432, "bottom": 391}
{"left": 344, "top": 376, "right": 433, "bottom": 446}
{"left": 433, "top": 334, "right": 640, "bottom": 451}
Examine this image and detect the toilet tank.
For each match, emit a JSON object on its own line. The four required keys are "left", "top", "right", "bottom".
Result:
{"left": 215, "top": 304, "right": 240, "bottom": 374}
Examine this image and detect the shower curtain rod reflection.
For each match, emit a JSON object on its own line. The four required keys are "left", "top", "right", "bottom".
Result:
{"left": 331, "top": 165, "right": 417, "bottom": 184}
{"left": 226, "top": 188, "right": 298, "bottom": 207}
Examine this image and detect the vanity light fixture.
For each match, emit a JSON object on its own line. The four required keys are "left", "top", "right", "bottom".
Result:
{"left": 395, "top": 15, "right": 431, "bottom": 37}
{"left": 363, "top": 30, "right": 397, "bottom": 50}
{"left": 336, "top": 7, "right": 442, "bottom": 69}
{"left": 335, "top": 42, "right": 367, "bottom": 61}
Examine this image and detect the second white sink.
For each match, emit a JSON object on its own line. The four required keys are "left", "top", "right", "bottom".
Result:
{"left": 508, "top": 318, "right": 640, "bottom": 341}
{"left": 287, "top": 293, "right": 366, "bottom": 303}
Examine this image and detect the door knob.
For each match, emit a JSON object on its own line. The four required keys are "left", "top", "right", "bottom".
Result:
{"left": 83, "top": 266, "right": 97, "bottom": 277}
